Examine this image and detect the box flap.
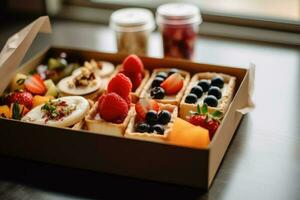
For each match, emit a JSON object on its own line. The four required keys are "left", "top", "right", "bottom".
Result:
{"left": 0, "top": 16, "right": 52, "bottom": 94}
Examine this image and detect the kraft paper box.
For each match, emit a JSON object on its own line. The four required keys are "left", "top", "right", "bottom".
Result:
{"left": 0, "top": 16, "right": 254, "bottom": 189}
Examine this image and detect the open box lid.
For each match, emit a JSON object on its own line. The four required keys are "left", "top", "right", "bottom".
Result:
{"left": 0, "top": 16, "right": 52, "bottom": 94}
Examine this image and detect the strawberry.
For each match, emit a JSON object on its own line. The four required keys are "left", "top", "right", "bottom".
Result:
{"left": 135, "top": 98, "right": 160, "bottom": 119}
{"left": 24, "top": 74, "right": 47, "bottom": 95}
{"left": 188, "top": 104, "right": 222, "bottom": 140}
{"left": 5, "top": 91, "right": 33, "bottom": 109}
{"left": 98, "top": 93, "right": 129, "bottom": 124}
{"left": 107, "top": 73, "right": 132, "bottom": 99}
{"left": 160, "top": 73, "right": 183, "bottom": 95}
{"left": 122, "top": 54, "right": 144, "bottom": 75}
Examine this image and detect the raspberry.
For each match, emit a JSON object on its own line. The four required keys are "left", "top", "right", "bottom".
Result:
{"left": 98, "top": 93, "right": 129, "bottom": 123}
{"left": 107, "top": 73, "right": 132, "bottom": 99}
{"left": 125, "top": 72, "right": 142, "bottom": 91}
{"left": 122, "top": 54, "right": 144, "bottom": 74}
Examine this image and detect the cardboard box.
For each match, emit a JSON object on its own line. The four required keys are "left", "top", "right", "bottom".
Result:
{"left": 0, "top": 17, "right": 254, "bottom": 189}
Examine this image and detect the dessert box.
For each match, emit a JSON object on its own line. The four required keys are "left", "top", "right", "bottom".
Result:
{"left": 0, "top": 17, "right": 254, "bottom": 189}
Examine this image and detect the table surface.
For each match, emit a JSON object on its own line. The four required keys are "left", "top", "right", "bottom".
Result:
{"left": 0, "top": 19, "right": 300, "bottom": 200}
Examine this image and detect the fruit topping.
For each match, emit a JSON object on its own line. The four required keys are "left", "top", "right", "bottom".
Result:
{"left": 188, "top": 104, "right": 222, "bottom": 139}
{"left": 152, "top": 124, "right": 164, "bottom": 135}
{"left": 108, "top": 73, "right": 132, "bottom": 99}
{"left": 10, "top": 73, "right": 27, "bottom": 91}
{"left": 156, "top": 72, "right": 168, "bottom": 79}
{"left": 32, "top": 95, "right": 54, "bottom": 108}
{"left": 122, "top": 54, "right": 144, "bottom": 75}
{"left": 5, "top": 91, "right": 33, "bottom": 109}
{"left": 168, "top": 118, "right": 210, "bottom": 148}
{"left": 130, "top": 72, "right": 143, "bottom": 91}
{"left": 145, "top": 110, "right": 158, "bottom": 125}
{"left": 151, "top": 77, "right": 165, "bottom": 88}
{"left": 160, "top": 73, "right": 184, "bottom": 95}
{"left": 208, "top": 86, "right": 222, "bottom": 99}
{"left": 184, "top": 93, "right": 198, "bottom": 104}
{"left": 197, "top": 80, "right": 210, "bottom": 92}
{"left": 135, "top": 122, "right": 150, "bottom": 133}
{"left": 150, "top": 87, "right": 165, "bottom": 99}
{"left": 203, "top": 95, "right": 218, "bottom": 107}
{"left": 24, "top": 74, "right": 47, "bottom": 95}
{"left": 157, "top": 110, "right": 171, "bottom": 125}
{"left": 10, "top": 103, "right": 28, "bottom": 120}
{"left": 44, "top": 79, "right": 58, "bottom": 97}
{"left": 168, "top": 68, "right": 179, "bottom": 77}
{"left": 210, "top": 76, "right": 224, "bottom": 89}
{"left": 48, "top": 57, "right": 67, "bottom": 71}
{"left": 135, "top": 98, "right": 160, "bottom": 120}
{"left": 98, "top": 93, "right": 129, "bottom": 123}
{"left": 0, "top": 105, "right": 10, "bottom": 118}
{"left": 190, "top": 85, "right": 203, "bottom": 98}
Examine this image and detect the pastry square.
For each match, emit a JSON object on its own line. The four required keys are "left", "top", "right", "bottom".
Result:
{"left": 85, "top": 102, "right": 134, "bottom": 137}
{"left": 179, "top": 72, "right": 236, "bottom": 120}
{"left": 107, "top": 65, "right": 150, "bottom": 103}
{"left": 124, "top": 103, "right": 178, "bottom": 143}
{"left": 140, "top": 68, "right": 190, "bottom": 105}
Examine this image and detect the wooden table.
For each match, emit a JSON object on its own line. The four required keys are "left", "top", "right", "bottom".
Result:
{"left": 0, "top": 19, "right": 300, "bottom": 200}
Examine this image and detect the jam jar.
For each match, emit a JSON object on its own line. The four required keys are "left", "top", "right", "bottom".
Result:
{"left": 156, "top": 3, "right": 202, "bottom": 59}
{"left": 110, "top": 8, "right": 155, "bottom": 56}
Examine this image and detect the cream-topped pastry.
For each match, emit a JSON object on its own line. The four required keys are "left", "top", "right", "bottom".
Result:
{"left": 22, "top": 96, "right": 89, "bottom": 127}
{"left": 140, "top": 68, "right": 190, "bottom": 105}
{"left": 179, "top": 72, "right": 236, "bottom": 120}
{"left": 58, "top": 67, "right": 102, "bottom": 96}
{"left": 73, "top": 59, "right": 115, "bottom": 78}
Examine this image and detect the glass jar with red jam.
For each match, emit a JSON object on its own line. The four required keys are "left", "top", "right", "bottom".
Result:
{"left": 156, "top": 3, "right": 202, "bottom": 60}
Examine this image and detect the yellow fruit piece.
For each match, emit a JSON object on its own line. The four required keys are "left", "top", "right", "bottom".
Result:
{"left": 10, "top": 73, "right": 27, "bottom": 91}
{"left": 168, "top": 118, "right": 210, "bottom": 149}
{"left": 0, "top": 105, "right": 11, "bottom": 118}
{"left": 33, "top": 95, "right": 54, "bottom": 108}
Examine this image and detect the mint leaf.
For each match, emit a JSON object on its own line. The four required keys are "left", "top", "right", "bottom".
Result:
{"left": 12, "top": 103, "right": 21, "bottom": 120}
{"left": 201, "top": 104, "right": 208, "bottom": 115}
{"left": 197, "top": 104, "right": 201, "bottom": 115}
{"left": 16, "top": 78, "right": 25, "bottom": 85}
{"left": 212, "top": 110, "right": 223, "bottom": 119}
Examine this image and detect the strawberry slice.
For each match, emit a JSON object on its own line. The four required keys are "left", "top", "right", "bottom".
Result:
{"left": 160, "top": 73, "right": 184, "bottom": 95}
{"left": 135, "top": 98, "right": 159, "bottom": 119}
{"left": 24, "top": 74, "right": 47, "bottom": 95}
{"left": 122, "top": 54, "right": 144, "bottom": 75}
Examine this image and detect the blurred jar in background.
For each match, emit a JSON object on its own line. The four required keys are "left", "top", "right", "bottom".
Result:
{"left": 110, "top": 8, "right": 155, "bottom": 55}
{"left": 156, "top": 3, "right": 202, "bottom": 60}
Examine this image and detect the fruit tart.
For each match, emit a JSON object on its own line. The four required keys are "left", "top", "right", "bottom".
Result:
{"left": 140, "top": 68, "right": 190, "bottom": 105}
{"left": 125, "top": 98, "right": 178, "bottom": 143}
{"left": 180, "top": 72, "right": 236, "bottom": 120}
{"left": 57, "top": 63, "right": 103, "bottom": 100}
{"left": 21, "top": 96, "right": 90, "bottom": 128}
{"left": 85, "top": 73, "right": 134, "bottom": 136}
{"left": 112, "top": 54, "right": 150, "bottom": 103}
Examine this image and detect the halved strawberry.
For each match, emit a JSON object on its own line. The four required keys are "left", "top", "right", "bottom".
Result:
{"left": 24, "top": 74, "right": 47, "bottom": 95}
{"left": 135, "top": 98, "right": 159, "bottom": 119}
{"left": 160, "top": 73, "right": 183, "bottom": 95}
{"left": 122, "top": 54, "right": 144, "bottom": 75}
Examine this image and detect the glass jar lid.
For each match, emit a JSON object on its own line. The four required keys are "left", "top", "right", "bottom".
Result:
{"left": 110, "top": 8, "right": 155, "bottom": 32}
{"left": 156, "top": 3, "right": 202, "bottom": 25}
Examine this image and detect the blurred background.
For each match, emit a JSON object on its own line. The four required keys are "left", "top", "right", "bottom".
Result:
{"left": 0, "top": 0, "right": 299, "bottom": 45}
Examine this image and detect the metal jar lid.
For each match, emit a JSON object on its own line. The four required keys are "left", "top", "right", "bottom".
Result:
{"left": 110, "top": 8, "right": 155, "bottom": 32}
{"left": 156, "top": 3, "right": 202, "bottom": 25}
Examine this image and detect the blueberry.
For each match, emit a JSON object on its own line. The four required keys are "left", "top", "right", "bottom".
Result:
{"left": 204, "top": 95, "right": 218, "bottom": 107}
{"left": 156, "top": 72, "right": 168, "bottom": 79}
{"left": 211, "top": 76, "right": 224, "bottom": 89}
{"left": 190, "top": 85, "right": 203, "bottom": 98}
{"left": 168, "top": 68, "right": 179, "bottom": 76}
{"left": 150, "top": 87, "right": 165, "bottom": 99}
{"left": 151, "top": 77, "right": 164, "bottom": 88}
{"left": 185, "top": 93, "right": 198, "bottom": 104}
{"left": 158, "top": 110, "right": 171, "bottom": 125}
{"left": 136, "top": 122, "right": 150, "bottom": 133}
{"left": 197, "top": 80, "right": 210, "bottom": 92}
{"left": 152, "top": 124, "right": 165, "bottom": 135}
{"left": 145, "top": 110, "right": 158, "bottom": 125}
{"left": 208, "top": 86, "right": 222, "bottom": 99}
